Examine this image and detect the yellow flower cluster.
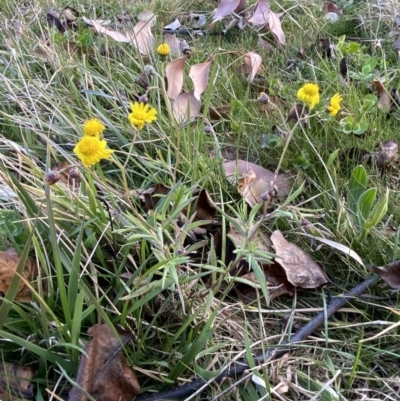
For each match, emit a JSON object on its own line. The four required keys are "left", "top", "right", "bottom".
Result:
{"left": 157, "top": 43, "right": 170, "bottom": 57}
{"left": 83, "top": 119, "right": 105, "bottom": 138}
{"left": 128, "top": 102, "right": 157, "bottom": 130}
{"left": 74, "top": 118, "right": 113, "bottom": 167}
{"left": 327, "top": 93, "right": 343, "bottom": 116}
{"left": 297, "top": 83, "right": 320, "bottom": 110}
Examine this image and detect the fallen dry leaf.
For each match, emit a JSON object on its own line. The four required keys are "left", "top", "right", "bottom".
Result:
{"left": 136, "top": 185, "right": 216, "bottom": 222}
{"left": 212, "top": 0, "right": 247, "bottom": 22}
{"left": 224, "top": 160, "right": 292, "bottom": 206}
{"left": 237, "top": 52, "right": 263, "bottom": 82}
{"left": 68, "top": 324, "right": 140, "bottom": 401}
{"left": 164, "top": 33, "right": 182, "bottom": 57}
{"left": 371, "top": 261, "right": 400, "bottom": 289}
{"left": 0, "top": 362, "right": 35, "bottom": 400}
{"left": 91, "top": 20, "right": 130, "bottom": 43}
{"left": 173, "top": 91, "right": 201, "bottom": 122}
{"left": 189, "top": 60, "right": 212, "bottom": 100}
{"left": 166, "top": 56, "right": 187, "bottom": 100}
{"left": 286, "top": 104, "right": 309, "bottom": 128}
{"left": 0, "top": 248, "right": 39, "bottom": 302}
{"left": 218, "top": 219, "right": 294, "bottom": 302}
{"left": 268, "top": 11, "right": 286, "bottom": 45}
{"left": 248, "top": 0, "right": 270, "bottom": 25}
{"left": 137, "top": 11, "right": 157, "bottom": 26}
{"left": 128, "top": 20, "right": 155, "bottom": 55}
{"left": 271, "top": 230, "right": 329, "bottom": 289}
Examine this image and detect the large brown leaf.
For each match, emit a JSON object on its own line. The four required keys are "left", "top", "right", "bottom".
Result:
{"left": 248, "top": 0, "right": 270, "bottom": 25}
{"left": 127, "top": 20, "right": 155, "bottom": 55}
{"left": 0, "top": 249, "right": 39, "bottom": 302}
{"left": 68, "top": 324, "right": 140, "bottom": 401}
{"left": 91, "top": 20, "right": 130, "bottom": 43}
{"left": 212, "top": 0, "right": 247, "bottom": 22}
{"left": 165, "top": 56, "right": 187, "bottom": 100}
{"left": 224, "top": 160, "right": 292, "bottom": 206}
{"left": 237, "top": 52, "right": 263, "bottom": 83}
{"left": 268, "top": 11, "right": 285, "bottom": 45}
{"left": 271, "top": 231, "right": 329, "bottom": 289}
{"left": 0, "top": 362, "right": 35, "bottom": 400}
{"left": 173, "top": 90, "right": 201, "bottom": 123}
{"left": 189, "top": 60, "right": 212, "bottom": 100}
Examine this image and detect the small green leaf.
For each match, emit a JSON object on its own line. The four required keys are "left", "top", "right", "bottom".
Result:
{"left": 362, "top": 56, "right": 377, "bottom": 74}
{"left": 357, "top": 187, "right": 376, "bottom": 227}
{"left": 364, "top": 188, "right": 389, "bottom": 230}
{"left": 362, "top": 94, "right": 377, "bottom": 112}
{"left": 353, "top": 121, "right": 368, "bottom": 135}
{"left": 348, "top": 165, "right": 367, "bottom": 216}
{"left": 327, "top": 149, "right": 340, "bottom": 168}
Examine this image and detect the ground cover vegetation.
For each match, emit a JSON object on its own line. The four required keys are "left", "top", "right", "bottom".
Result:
{"left": 1, "top": 0, "right": 400, "bottom": 399}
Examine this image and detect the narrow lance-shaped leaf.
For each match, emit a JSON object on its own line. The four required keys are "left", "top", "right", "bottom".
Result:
{"left": 347, "top": 165, "right": 367, "bottom": 216}
{"left": 364, "top": 188, "right": 389, "bottom": 230}
{"left": 357, "top": 187, "right": 376, "bottom": 227}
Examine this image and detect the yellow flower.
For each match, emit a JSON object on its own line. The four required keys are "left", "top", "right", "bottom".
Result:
{"left": 297, "top": 83, "right": 320, "bottom": 110}
{"left": 83, "top": 118, "right": 105, "bottom": 138}
{"left": 128, "top": 102, "right": 157, "bottom": 130}
{"left": 73, "top": 136, "right": 114, "bottom": 167}
{"left": 157, "top": 43, "right": 170, "bottom": 57}
{"left": 327, "top": 93, "right": 343, "bottom": 116}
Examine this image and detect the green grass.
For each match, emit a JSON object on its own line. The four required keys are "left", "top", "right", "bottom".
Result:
{"left": 1, "top": 0, "right": 400, "bottom": 399}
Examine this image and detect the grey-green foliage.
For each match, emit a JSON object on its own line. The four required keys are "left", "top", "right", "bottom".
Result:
{"left": 347, "top": 165, "right": 389, "bottom": 241}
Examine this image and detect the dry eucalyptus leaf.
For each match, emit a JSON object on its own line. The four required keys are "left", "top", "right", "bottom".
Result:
{"left": 137, "top": 183, "right": 170, "bottom": 211}
{"left": 68, "top": 324, "right": 140, "bottom": 401}
{"left": 237, "top": 52, "right": 263, "bottom": 82}
{"left": 82, "top": 17, "right": 112, "bottom": 27}
{"left": 91, "top": 20, "right": 130, "bottom": 43}
{"left": 127, "top": 20, "right": 155, "bottom": 55}
{"left": 137, "top": 11, "right": 156, "bottom": 27}
{"left": 248, "top": 0, "right": 270, "bottom": 25}
{"left": 164, "top": 33, "right": 182, "bottom": 57}
{"left": 224, "top": 160, "right": 292, "bottom": 206}
{"left": 0, "top": 363, "right": 35, "bottom": 400}
{"left": 371, "top": 261, "right": 400, "bottom": 289}
{"left": 286, "top": 104, "right": 309, "bottom": 128}
{"left": 0, "top": 248, "right": 39, "bottom": 302}
{"left": 271, "top": 230, "right": 329, "bottom": 289}
{"left": 189, "top": 59, "right": 212, "bottom": 100}
{"left": 212, "top": 0, "right": 247, "bottom": 23}
{"left": 268, "top": 11, "right": 285, "bottom": 45}
{"left": 165, "top": 56, "right": 187, "bottom": 100}
{"left": 173, "top": 90, "right": 201, "bottom": 122}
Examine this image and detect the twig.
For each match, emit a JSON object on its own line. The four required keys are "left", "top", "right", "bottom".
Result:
{"left": 134, "top": 274, "right": 379, "bottom": 401}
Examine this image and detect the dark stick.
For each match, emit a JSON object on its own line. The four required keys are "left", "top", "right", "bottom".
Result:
{"left": 134, "top": 274, "right": 378, "bottom": 401}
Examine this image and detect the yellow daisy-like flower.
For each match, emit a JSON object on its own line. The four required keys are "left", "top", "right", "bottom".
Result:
{"left": 327, "top": 93, "right": 343, "bottom": 116}
{"left": 128, "top": 102, "right": 157, "bottom": 130}
{"left": 73, "top": 136, "right": 114, "bottom": 167}
{"left": 297, "top": 83, "right": 320, "bottom": 110}
{"left": 83, "top": 118, "right": 105, "bottom": 138}
{"left": 157, "top": 43, "right": 170, "bottom": 57}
